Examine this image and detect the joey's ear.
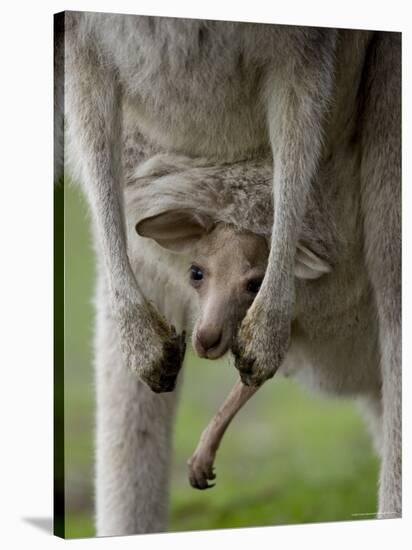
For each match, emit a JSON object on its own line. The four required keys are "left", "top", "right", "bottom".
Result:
{"left": 294, "top": 244, "right": 332, "bottom": 280}
{"left": 136, "top": 209, "right": 214, "bottom": 253}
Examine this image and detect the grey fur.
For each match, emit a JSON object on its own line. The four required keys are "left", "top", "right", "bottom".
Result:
{"left": 96, "top": 130, "right": 399, "bottom": 532}
{"left": 57, "top": 12, "right": 401, "bottom": 533}
{"left": 61, "top": 12, "right": 344, "bottom": 391}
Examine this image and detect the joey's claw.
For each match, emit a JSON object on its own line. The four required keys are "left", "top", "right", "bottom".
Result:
{"left": 189, "top": 473, "right": 215, "bottom": 490}
{"left": 194, "top": 478, "right": 215, "bottom": 490}
{"left": 187, "top": 454, "right": 216, "bottom": 490}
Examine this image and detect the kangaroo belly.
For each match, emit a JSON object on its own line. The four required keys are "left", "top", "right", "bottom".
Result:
{"left": 93, "top": 15, "right": 285, "bottom": 159}
{"left": 120, "top": 54, "right": 270, "bottom": 159}
{"left": 123, "top": 95, "right": 268, "bottom": 161}
{"left": 282, "top": 290, "right": 381, "bottom": 397}
{"left": 76, "top": 13, "right": 370, "bottom": 162}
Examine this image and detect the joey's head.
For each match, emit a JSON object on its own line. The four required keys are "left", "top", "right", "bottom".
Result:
{"left": 136, "top": 207, "right": 331, "bottom": 361}
{"left": 136, "top": 209, "right": 268, "bottom": 359}
{"left": 187, "top": 224, "right": 269, "bottom": 359}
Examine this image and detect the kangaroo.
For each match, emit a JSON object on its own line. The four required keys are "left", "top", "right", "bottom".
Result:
{"left": 57, "top": 11, "right": 401, "bottom": 531}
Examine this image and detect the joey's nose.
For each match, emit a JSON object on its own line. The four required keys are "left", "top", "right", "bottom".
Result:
{"left": 196, "top": 327, "right": 222, "bottom": 356}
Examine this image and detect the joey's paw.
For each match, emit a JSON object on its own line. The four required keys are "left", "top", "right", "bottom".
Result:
{"left": 232, "top": 300, "right": 291, "bottom": 387}
{"left": 187, "top": 450, "right": 216, "bottom": 490}
{"left": 117, "top": 301, "right": 186, "bottom": 393}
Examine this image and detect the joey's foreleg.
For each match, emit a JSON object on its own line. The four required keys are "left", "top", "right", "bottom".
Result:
{"left": 188, "top": 380, "right": 258, "bottom": 489}
{"left": 235, "top": 35, "right": 338, "bottom": 386}
{"left": 65, "top": 27, "right": 184, "bottom": 392}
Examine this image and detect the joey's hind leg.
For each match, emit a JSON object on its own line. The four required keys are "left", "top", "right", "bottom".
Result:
{"left": 94, "top": 276, "right": 182, "bottom": 536}
{"left": 188, "top": 380, "right": 258, "bottom": 490}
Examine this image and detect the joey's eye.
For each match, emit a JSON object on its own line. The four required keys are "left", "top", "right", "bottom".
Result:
{"left": 246, "top": 278, "right": 263, "bottom": 294}
{"left": 190, "top": 265, "right": 204, "bottom": 282}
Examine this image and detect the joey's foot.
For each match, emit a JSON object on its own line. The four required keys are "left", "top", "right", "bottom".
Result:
{"left": 117, "top": 301, "right": 186, "bottom": 393}
{"left": 187, "top": 447, "right": 216, "bottom": 490}
{"left": 232, "top": 299, "right": 291, "bottom": 386}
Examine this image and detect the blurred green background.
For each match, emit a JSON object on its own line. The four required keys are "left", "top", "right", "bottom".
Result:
{"left": 62, "top": 182, "right": 379, "bottom": 538}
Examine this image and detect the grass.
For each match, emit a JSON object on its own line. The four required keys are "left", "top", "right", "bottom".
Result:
{"left": 61, "top": 183, "right": 379, "bottom": 538}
